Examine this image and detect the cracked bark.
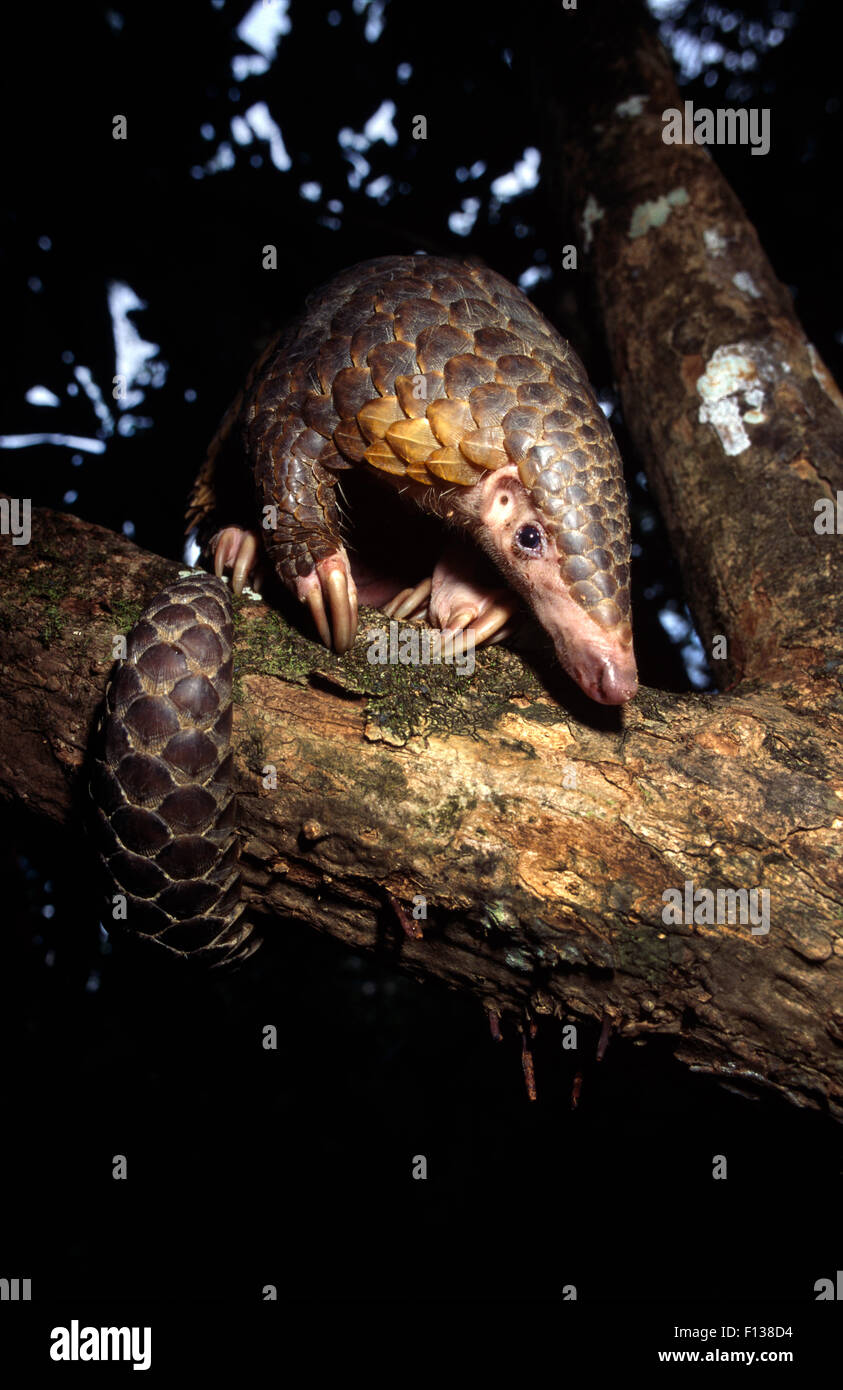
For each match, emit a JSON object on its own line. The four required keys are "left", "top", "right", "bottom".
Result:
{"left": 1, "top": 3, "right": 842, "bottom": 1119}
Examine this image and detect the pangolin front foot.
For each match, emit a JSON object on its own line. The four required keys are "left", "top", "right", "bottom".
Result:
{"left": 428, "top": 547, "right": 522, "bottom": 647}
{"left": 382, "top": 567, "right": 520, "bottom": 645}
{"left": 296, "top": 550, "right": 358, "bottom": 654}
{"left": 212, "top": 526, "right": 264, "bottom": 595}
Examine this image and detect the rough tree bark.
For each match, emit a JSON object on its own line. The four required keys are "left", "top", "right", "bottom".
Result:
{"left": 1, "top": 4, "right": 841, "bottom": 1119}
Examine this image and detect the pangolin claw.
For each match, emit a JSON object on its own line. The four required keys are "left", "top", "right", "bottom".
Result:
{"left": 440, "top": 593, "right": 521, "bottom": 647}
{"left": 213, "top": 527, "right": 262, "bottom": 596}
{"left": 325, "top": 567, "right": 355, "bottom": 654}
{"left": 304, "top": 584, "right": 332, "bottom": 648}
{"left": 232, "top": 532, "right": 259, "bottom": 596}
{"left": 297, "top": 552, "right": 358, "bottom": 653}
{"left": 382, "top": 576, "right": 433, "bottom": 622}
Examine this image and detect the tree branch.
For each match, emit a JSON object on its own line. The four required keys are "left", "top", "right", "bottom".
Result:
{"left": 1, "top": 501, "right": 841, "bottom": 1117}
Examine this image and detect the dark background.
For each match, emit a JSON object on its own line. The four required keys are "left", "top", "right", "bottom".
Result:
{"left": 1, "top": 0, "right": 840, "bottom": 1336}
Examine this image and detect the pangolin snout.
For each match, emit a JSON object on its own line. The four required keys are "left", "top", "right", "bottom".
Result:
{"left": 568, "top": 646, "right": 638, "bottom": 705}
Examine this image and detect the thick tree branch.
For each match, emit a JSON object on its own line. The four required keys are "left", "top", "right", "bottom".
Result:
{"left": 1, "top": 502, "right": 841, "bottom": 1117}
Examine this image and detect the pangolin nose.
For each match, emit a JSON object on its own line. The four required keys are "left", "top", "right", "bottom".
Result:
{"left": 593, "top": 655, "right": 638, "bottom": 705}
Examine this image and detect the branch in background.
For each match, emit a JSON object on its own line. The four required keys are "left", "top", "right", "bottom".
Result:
{"left": 533, "top": 0, "right": 843, "bottom": 685}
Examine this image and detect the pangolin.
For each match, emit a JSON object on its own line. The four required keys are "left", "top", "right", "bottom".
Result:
{"left": 187, "top": 253, "right": 637, "bottom": 706}
{"left": 91, "top": 254, "right": 637, "bottom": 965}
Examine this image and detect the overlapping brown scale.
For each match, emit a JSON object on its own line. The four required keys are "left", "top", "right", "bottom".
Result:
{"left": 124, "top": 900, "right": 171, "bottom": 938}
{"left": 394, "top": 297, "right": 448, "bottom": 342}
{"left": 126, "top": 620, "right": 160, "bottom": 661}
{"left": 291, "top": 426, "right": 330, "bottom": 463}
{"left": 562, "top": 554, "right": 597, "bottom": 585}
{"left": 158, "top": 879, "right": 221, "bottom": 920}
{"left": 316, "top": 443, "right": 353, "bottom": 471}
{"left": 349, "top": 314, "right": 394, "bottom": 365}
{"left": 516, "top": 381, "right": 559, "bottom": 410}
{"left": 526, "top": 345, "right": 564, "bottom": 372}
{"left": 177, "top": 623, "right": 225, "bottom": 670}
{"left": 111, "top": 805, "right": 171, "bottom": 855}
{"left": 357, "top": 396, "right": 404, "bottom": 442}
{"left": 404, "top": 464, "right": 437, "bottom": 486}
{"left": 170, "top": 673, "right": 220, "bottom": 721}
{"left": 473, "top": 326, "right": 529, "bottom": 358}
{"left": 448, "top": 297, "right": 503, "bottom": 331}
{"left": 250, "top": 365, "right": 295, "bottom": 414}
{"left": 149, "top": 603, "right": 199, "bottom": 637}
{"left": 109, "top": 851, "right": 169, "bottom": 899}
{"left": 415, "top": 324, "right": 472, "bottom": 373}
{"left": 157, "top": 835, "right": 219, "bottom": 880}
{"left": 427, "top": 398, "right": 474, "bottom": 447}
{"left": 394, "top": 372, "right": 445, "bottom": 417}
{"left": 109, "top": 664, "right": 144, "bottom": 714}
{"left": 104, "top": 717, "right": 131, "bottom": 767}
{"left": 331, "top": 293, "right": 378, "bottom": 336}
{"left": 503, "top": 429, "right": 537, "bottom": 464}
{"left": 385, "top": 416, "right": 438, "bottom": 465}
{"left": 333, "top": 417, "right": 369, "bottom": 461}
{"left": 331, "top": 365, "right": 374, "bottom": 418}
{"left": 92, "top": 760, "right": 128, "bottom": 814}
{"left": 91, "top": 575, "right": 257, "bottom": 967}
{"left": 117, "top": 750, "right": 173, "bottom": 806}
{"left": 367, "top": 340, "right": 419, "bottom": 395}
{"left": 509, "top": 318, "right": 548, "bottom": 349}
{"left": 315, "top": 335, "right": 352, "bottom": 393}
{"left": 467, "top": 383, "right": 517, "bottom": 428}
{"left": 444, "top": 354, "right": 496, "bottom": 398}
{"left": 302, "top": 393, "right": 340, "bottom": 439}
{"left": 136, "top": 643, "right": 190, "bottom": 693}
{"left": 373, "top": 276, "right": 434, "bottom": 313}
{"left": 159, "top": 786, "right": 218, "bottom": 834}
{"left": 206, "top": 836, "right": 240, "bottom": 880}
{"left": 427, "top": 447, "right": 484, "bottom": 485}
{"left": 363, "top": 441, "right": 407, "bottom": 475}
{"left": 494, "top": 354, "right": 543, "bottom": 385}
{"left": 459, "top": 427, "right": 509, "bottom": 471}
{"left": 124, "top": 696, "right": 181, "bottom": 752}
{"left": 426, "top": 274, "right": 468, "bottom": 305}
{"left": 502, "top": 405, "right": 543, "bottom": 438}
{"left": 286, "top": 358, "right": 319, "bottom": 395}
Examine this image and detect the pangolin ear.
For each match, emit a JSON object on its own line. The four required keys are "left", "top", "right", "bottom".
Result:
{"left": 461, "top": 463, "right": 534, "bottom": 528}
{"left": 473, "top": 461, "right": 523, "bottom": 503}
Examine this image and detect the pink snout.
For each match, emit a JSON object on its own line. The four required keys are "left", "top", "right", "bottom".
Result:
{"left": 566, "top": 645, "right": 639, "bottom": 705}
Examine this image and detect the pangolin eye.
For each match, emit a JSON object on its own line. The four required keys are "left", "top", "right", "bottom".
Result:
{"left": 515, "top": 523, "right": 544, "bottom": 554}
